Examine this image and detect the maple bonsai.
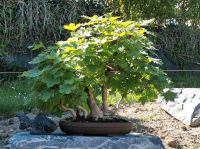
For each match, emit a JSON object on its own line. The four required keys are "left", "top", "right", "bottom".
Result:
{"left": 23, "top": 14, "right": 170, "bottom": 120}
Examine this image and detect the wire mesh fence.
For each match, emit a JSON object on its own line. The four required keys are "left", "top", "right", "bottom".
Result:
{"left": 0, "top": 69, "right": 200, "bottom": 86}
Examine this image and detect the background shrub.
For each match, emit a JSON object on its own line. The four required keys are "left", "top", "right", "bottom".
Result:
{"left": 0, "top": 0, "right": 108, "bottom": 71}
{"left": 107, "top": 0, "right": 200, "bottom": 70}
{"left": 156, "top": 25, "right": 200, "bottom": 68}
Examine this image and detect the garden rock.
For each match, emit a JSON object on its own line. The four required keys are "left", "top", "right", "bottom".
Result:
{"left": 159, "top": 88, "right": 200, "bottom": 127}
{"left": 0, "top": 133, "right": 8, "bottom": 139}
{"left": 166, "top": 137, "right": 179, "bottom": 148}
{"left": 7, "top": 132, "right": 165, "bottom": 149}
{"left": 1, "top": 53, "right": 33, "bottom": 70}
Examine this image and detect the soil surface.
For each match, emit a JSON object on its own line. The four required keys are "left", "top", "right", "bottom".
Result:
{"left": 0, "top": 102, "right": 200, "bottom": 149}
{"left": 72, "top": 117, "right": 129, "bottom": 122}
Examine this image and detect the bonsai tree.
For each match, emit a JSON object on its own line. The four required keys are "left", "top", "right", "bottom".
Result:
{"left": 23, "top": 14, "right": 170, "bottom": 120}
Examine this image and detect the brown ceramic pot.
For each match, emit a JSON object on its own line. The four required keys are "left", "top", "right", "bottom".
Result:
{"left": 59, "top": 119, "right": 132, "bottom": 135}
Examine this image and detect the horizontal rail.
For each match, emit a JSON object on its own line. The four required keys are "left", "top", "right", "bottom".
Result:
{"left": 163, "top": 70, "right": 200, "bottom": 72}
{"left": 1, "top": 70, "right": 200, "bottom": 74}
{"left": 0, "top": 72, "right": 23, "bottom": 74}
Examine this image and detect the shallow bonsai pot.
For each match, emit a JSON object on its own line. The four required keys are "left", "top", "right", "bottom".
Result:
{"left": 59, "top": 119, "right": 132, "bottom": 135}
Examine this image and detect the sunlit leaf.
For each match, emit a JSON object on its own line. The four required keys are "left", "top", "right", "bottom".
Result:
{"left": 64, "top": 23, "right": 80, "bottom": 31}
{"left": 119, "top": 32, "right": 126, "bottom": 37}
{"left": 138, "top": 29, "right": 145, "bottom": 35}
{"left": 64, "top": 47, "right": 76, "bottom": 53}
{"left": 121, "top": 21, "right": 133, "bottom": 26}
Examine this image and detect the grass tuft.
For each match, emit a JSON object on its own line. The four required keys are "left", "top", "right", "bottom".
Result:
{"left": 0, "top": 78, "right": 32, "bottom": 114}
{"left": 170, "top": 74, "right": 200, "bottom": 88}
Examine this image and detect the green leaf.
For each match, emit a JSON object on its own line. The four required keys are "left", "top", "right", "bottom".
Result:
{"left": 41, "top": 76, "right": 60, "bottom": 88}
{"left": 29, "top": 53, "right": 46, "bottom": 64}
{"left": 109, "top": 16, "right": 120, "bottom": 22}
{"left": 22, "top": 69, "right": 41, "bottom": 78}
{"left": 39, "top": 90, "right": 54, "bottom": 102}
{"left": 162, "top": 90, "right": 177, "bottom": 101}
{"left": 64, "top": 46, "right": 76, "bottom": 53}
{"left": 119, "top": 32, "right": 126, "bottom": 37}
{"left": 121, "top": 21, "right": 133, "bottom": 26}
{"left": 59, "top": 84, "right": 75, "bottom": 94}
{"left": 64, "top": 79, "right": 74, "bottom": 85}
{"left": 28, "top": 42, "right": 44, "bottom": 50}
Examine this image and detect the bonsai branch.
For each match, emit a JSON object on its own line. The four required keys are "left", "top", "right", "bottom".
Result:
{"left": 106, "top": 65, "right": 119, "bottom": 74}
{"left": 102, "top": 83, "right": 109, "bottom": 114}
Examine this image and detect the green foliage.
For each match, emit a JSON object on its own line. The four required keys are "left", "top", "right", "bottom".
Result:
{"left": 23, "top": 45, "right": 88, "bottom": 114}
{"left": 60, "top": 14, "right": 170, "bottom": 102}
{"left": 170, "top": 73, "right": 200, "bottom": 88}
{"left": 107, "top": 0, "right": 200, "bottom": 26}
{"left": 97, "top": 91, "right": 141, "bottom": 106}
{"left": 156, "top": 25, "right": 200, "bottom": 67}
{"left": 24, "top": 14, "right": 170, "bottom": 113}
{"left": 0, "top": 0, "right": 107, "bottom": 46}
{"left": 106, "top": 0, "right": 200, "bottom": 69}
{"left": 161, "top": 90, "right": 177, "bottom": 101}
{"left": 0, "top": 0, "right": 108, "bottom": 71}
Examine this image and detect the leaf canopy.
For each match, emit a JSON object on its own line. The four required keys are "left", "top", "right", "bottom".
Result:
{"left": 24, "top": 14, "right": 170, "bottom": 113}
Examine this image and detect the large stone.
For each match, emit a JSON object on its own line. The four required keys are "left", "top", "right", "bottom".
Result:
{"left": 159, "top": 88, "right": 200, "bottom": 127}
{"left": 7, "top": 132, "right": 165, "bottom": 149}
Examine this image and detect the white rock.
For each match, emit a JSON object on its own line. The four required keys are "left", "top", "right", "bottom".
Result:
{"left": 158, "top": 88, "right": 200, "bottom": 127}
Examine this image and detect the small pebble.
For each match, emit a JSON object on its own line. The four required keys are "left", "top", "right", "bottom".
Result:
{"left": 166, "top": 137, "right": 179, "bottom": 148}
{"left": 0, "top": 133, "right": 8, "bottom": 139}
{"left": 0, "top": 130, "right": 5, "bottom": 133}
{"left": 8, "top": 119, "right": 14, "bottom": 125}
{"left": 181, "top": 125, "right": 188, "bottom": 131}
{"left": 158, "top": 130, "right": 168, "bottom": 139}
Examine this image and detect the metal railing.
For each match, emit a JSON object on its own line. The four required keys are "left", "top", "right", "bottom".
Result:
{"left": 1, "top": 70, "right": 200, "bottom": 74}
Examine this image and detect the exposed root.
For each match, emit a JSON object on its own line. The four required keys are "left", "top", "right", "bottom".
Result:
{"left": 86, "top": 87, "right": 103, "bottom": 120}
{"left": 60, "top": 100, "right": 77, "bottom": 120}
{"left": 76, "top": 105, "right": 88, "bottom": 119}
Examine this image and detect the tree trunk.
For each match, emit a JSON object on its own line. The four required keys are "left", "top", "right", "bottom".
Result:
{"left": 102, "top": 83, "right": 109, "bottom": 114}
{"left": 86, "top": 87, "right": 103, "bottom": 120}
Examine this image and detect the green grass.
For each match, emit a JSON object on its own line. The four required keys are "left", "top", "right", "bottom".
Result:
{"left": 170, "top": 74, "right": 200, "bottom": 88}
{"left": 0, "top": 78, "right": 32, "bottom": 114}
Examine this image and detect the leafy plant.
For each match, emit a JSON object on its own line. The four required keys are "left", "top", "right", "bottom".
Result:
{"left": 24, "top": 14, "right": 170, "bottom": 119}
{"left": 23, "top": 47, "right": 87, "bottom": 114}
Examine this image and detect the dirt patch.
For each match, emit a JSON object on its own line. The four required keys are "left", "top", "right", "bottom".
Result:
{"left": 116, "top": 102, "right": 200, "bottom": 149}
{"left": 0, "top": 102, "right": 200, "bottom": 149}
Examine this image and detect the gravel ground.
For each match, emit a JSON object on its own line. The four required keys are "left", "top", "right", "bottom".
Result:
{"left": 0, "top": 116, "right": 21, "bottom": 148}
{"left": 116, "top": 102, "right": 200, "bottom": 149}
{"left": 0, "top": 102, "right": 200, "bottom": 149}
